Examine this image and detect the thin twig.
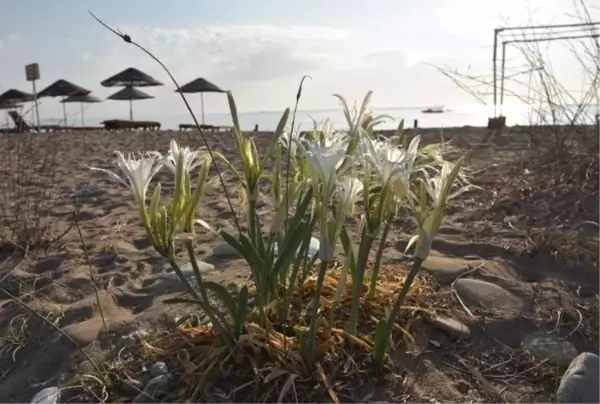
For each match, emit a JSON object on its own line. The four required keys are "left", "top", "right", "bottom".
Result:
{"left": 89, "top": 11, "right": 241, "bottom": 233}
{"left": 73, "top": 205, "right": 115, "bottom": 361}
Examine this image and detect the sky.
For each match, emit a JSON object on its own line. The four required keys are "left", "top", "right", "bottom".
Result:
{"left": 0, "top": 0, "right": 597, "bottom": 122}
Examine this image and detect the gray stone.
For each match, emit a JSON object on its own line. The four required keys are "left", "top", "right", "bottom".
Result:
{"left": 165, "top": 260, "right": 214, "bottom": 279}
{"left": 149, "top": 361, "right": 168, "bottom": 377}
{"left": 556, "top": 352, "right": 599, "bottom": 403}
{"left": 455, "top": 278, "right": 525, "bottom": 312}
{"left": 521, "top": 332, "right": 578, "bottom": 367}
{"left": 428, "top": 316, "right": 471, "bottom": 340}
{"left": 30, "top": 387, "right": 60, "bottom": 404}
{"left": 212, "top": 242, "right": 242, "bottom": 259}
{"left": 421, "top": 256, "right": 474, "bottom": 284}
{"left": 133, "top": 374, "right": 171, "bottom": 403}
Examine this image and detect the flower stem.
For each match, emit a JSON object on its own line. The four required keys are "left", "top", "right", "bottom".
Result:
{"left": 385, "top": 257, "right": 424, "bottom": 332}
{"left": 305, "top": 259, "right": 329, "bottom": 368}
{"left": 368, "top": 216, "right": 392, "bottom": 298}
{"left": 347, "top": 233, "right": 374, "bottom": 335}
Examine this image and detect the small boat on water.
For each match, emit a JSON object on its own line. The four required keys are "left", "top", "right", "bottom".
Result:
{"left": 422, "top": 105, "right": 445, "bottom": 114}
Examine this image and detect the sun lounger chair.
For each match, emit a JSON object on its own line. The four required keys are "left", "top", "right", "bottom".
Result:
{"left": 102, "top": 119, "right": 161, "bottom": 131}
{"left": 178, "top": 123, "right": 233, "bottom": 132}
{"left": 7, "top": 111, "right": 65, "bottom": 133}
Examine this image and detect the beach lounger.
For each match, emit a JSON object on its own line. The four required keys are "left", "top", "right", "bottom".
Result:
{"left": 178, "top": 123, "right": 233, "bottom": 132}
{"left": 102, "top": 119, "right": 161, "bottom": 131}
{"left": 7, "top": 111, "right": 61, "bottom": 133}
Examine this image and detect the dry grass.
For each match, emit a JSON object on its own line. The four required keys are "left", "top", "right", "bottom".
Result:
{"left": 0, "top": 133, "right": 72, "bottom": 252}
{"left": 86, "top": 264, "right": 440, "bottom": 403}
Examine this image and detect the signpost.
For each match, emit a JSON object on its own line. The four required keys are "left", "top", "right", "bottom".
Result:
{"left": 25, "top": 63, "right": 40, "bottom": 130}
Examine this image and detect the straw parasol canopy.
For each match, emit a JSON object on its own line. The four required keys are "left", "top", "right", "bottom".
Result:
{"left": 102, "top": 67, "right": 163, "bottom": 120}
{"left": 101, "top": 67, "right": 163, "bottom": 87}
{"left": 0, "top": 89, "right": 35, "bottom": 103}
{"left": 175, "top": 77, "right": 225, "bottom": 124}
{"left": 61, "top": 93, "right": 102, "bottom": 126}
{"left": 107, "top": 86, "right": 154, "bottom": 120}
{"left": 38, "top": 79, "right": 92, "bottom": 126}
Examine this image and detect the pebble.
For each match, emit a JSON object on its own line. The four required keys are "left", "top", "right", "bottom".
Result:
{"left": 556, "top": 352, "right": 599, "bottom": 403}
{"left": 427, "top": 315, "right": 471, "bottom": 340}
{"left": 521, "top": 331, "right": 577, "bottom": 367}
{"left": 30, "top": 387, "right": 60, "bottom": 404}
{"left": 149, "top": 361, "right": 169, "bottom": 377}
{"left": 454, "top": 278, "right": 526, "bottom": 312}
{"left": 212, "top": 242, "right": 242, "bottom": 259}
{"left": 132, "top": 374, "right": 171, "bottom": 403}
{"left": 167, "top": 260, "right": 214, "bottom": 278}
{"left": 273, "top": 237, "right": 320, "bottom": 259}
{"left": 421, "top": 256, "right": 473, "bottom": 284}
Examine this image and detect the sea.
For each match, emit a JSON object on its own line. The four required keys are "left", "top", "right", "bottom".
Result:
{"left": 33, "top": 103, "right": 600, "bottom": 131}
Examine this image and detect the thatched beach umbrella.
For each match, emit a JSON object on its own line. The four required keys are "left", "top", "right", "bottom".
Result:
{"left": 38, "top": 79, "right": 91, "bottom": 125}
{"left": 107, "top": 86, "right": 153, "bottom": 120}
{"left": 101, "top": 67, "right": 163, "bottom": 120}
{"left": 101, "top": 67, "right": 163, "bottom": 88}
{"left": 175, "top": 77, "right": 225, "bottom": 124}
{"left": 61, "top": 93, "right": 102, "bottom": 126}
{"left": 0, "top": 89, "right": 35, "bottom": 103}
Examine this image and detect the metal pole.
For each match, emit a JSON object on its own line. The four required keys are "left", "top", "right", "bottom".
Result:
{"left": 81, "top": 102, "right": 84, "bottom": 126}
{"left": 500, "top": 41, "right": 507, "bottom": 116}
{"left": 492, "top": 29, "right": 500, "bottom": 118}
{"left": 201, "top": 93, "right": 205, "bottom": 124}
{"left": 62, "top": 100, "right": 67, "bottom": 126}
{"left": 32, "top": 79, "right": 40, "bottom": 131}
{"left": 129, "top": 98, "right": 133, "bottom": 120}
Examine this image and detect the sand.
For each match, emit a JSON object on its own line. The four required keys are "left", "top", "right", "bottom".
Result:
{"left": 0, "top": 125, "right": 598, "bottom": 402}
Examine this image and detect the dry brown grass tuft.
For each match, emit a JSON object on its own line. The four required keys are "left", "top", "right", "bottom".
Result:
{"left": 94, "top": 264, "right": 439, "bottom": 403}
{"left": 0, "top": 132, "right": 72, "bottom": 252}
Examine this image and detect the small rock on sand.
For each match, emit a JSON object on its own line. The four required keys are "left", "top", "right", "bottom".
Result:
{"left": 421, "top": 256, "right": 475, "bottom": 284}
{"left": 133, "top": 374, "right": 171, "bottom": 403}
{"left": 168, "top": 260, "right": 214, "bottom": 278}
{"left": 521, "top": 331, "right": 577, "bottom": 367}
{"left": 149, "top": 361, "right": 169, "bottom": 377}
{"left": 454, "top": 278, "right": 525, "bottom": 312}
{"left": 212, "top": 242, "right": 242, "bottom": 259}
{"left": 556, "top": 352, "right": 599, "bottom": 403}
{"left": 427, "top": 315, "right": 471, "bottom": 340}
{"left": 30, "top": 387, "right": 60, "bottom": 404}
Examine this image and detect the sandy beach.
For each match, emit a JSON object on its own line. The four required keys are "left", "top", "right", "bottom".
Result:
{"left": 0, "top": 125, "right": 598, "bottom": 402}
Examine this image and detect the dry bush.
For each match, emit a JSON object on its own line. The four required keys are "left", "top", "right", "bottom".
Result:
{"left": 0, "top": 132, "right": 70, "bottom": 252}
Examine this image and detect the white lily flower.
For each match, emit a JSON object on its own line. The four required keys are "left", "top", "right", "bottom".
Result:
{"left": 159, "top": 139, "right": 207, "bottom": 174}
{"left": 304, "top": 143, "right": 349, "bottom": 194}
{"left": 335, "top": 176, "right": 363, "bottom": 206}
{"left": 409, "top": 158, "right": 465, "bottom": 260}
{"left": 89, "top": 151, "right": 164, "bottom": 205}
{"left": 279, "top": 129, "right": 303, "bottom": 155}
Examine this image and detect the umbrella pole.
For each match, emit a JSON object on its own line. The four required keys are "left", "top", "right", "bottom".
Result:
{"left": 201, "top": 93, "right": 205, "bottom": 125}
{"left": 62, "top": 99, "right": 67, "bottom": 126}
{"left": 129, "top": 98, "right": 133, "bottom": 121}
{"left": 81, "top": 102, "right": 85, "bottom": 126}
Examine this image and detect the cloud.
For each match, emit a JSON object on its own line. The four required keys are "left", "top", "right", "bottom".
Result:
{"left": 91, "top": 24, "right": 354, "bottom": 85}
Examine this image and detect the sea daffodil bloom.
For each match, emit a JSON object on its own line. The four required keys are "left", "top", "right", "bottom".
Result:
{"left": 156, "top": 139, "right": 207, "bottom": 174}
{"left": 89, "top": 151, "right": 164, "bottom": 206}
{"left": 409, "top": 158, "right": 465, "bottom": 260}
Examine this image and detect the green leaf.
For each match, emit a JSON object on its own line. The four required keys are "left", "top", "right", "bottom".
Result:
{"left": 339, "top": 226, "right": 356, "bottom": 274}
{"left": 372, "top": 319, "right": 389, "bottom": 365}
{"left": 162, "top": 297, "right": 205, "bottom": 305}
{"left": 203, "top": 281, "right": 237, "bottom": 318}
{"left": 234, "top": 286, "right": 249, "bottom": 338}
{"left": 220, "top": 231, "right": 246, "bottom": 257}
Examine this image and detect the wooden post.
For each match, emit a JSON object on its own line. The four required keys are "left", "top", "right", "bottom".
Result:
{"left": 413, "top": 119, "right": 418, "bottom": 129}
{"left": 25, "top": 63, "right": 41, "bottom": 131}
